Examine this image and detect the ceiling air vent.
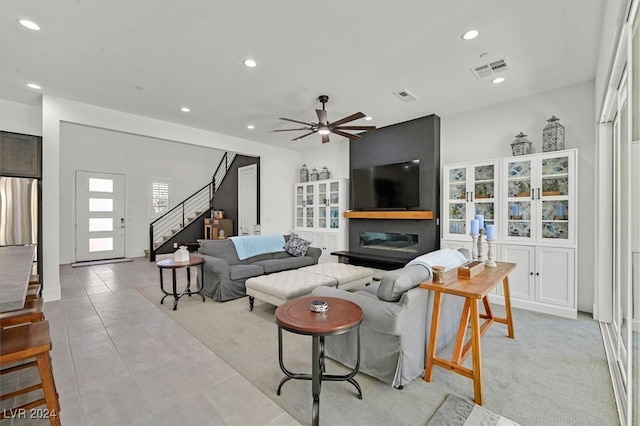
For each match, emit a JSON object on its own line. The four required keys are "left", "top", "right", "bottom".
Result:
{"left": 392, "top": 89, "right": 418, "bottom": 102}
{"left": 471, "top": 58, "right": 511, "bottom": 79}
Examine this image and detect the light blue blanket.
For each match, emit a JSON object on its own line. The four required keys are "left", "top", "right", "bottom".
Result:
{"left": 229, "top": 235, "right": 286, "bottom": 260}
{"left": 405, "top": 248, "right": 468, "bottom": 276}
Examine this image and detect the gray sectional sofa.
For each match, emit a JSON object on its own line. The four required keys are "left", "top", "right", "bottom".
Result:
{"left": 197, "top": 236, "right": 321, "bottom": 302}
{"left": 311, "top": 248, "right": 470, "bottom": 388}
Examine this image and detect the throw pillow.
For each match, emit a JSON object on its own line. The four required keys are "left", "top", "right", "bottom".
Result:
{"left": 284, "top": 233, "right": 311, "bottom": 257}
{"left": 377, "top": 265, "right": 431, "bottom": 302}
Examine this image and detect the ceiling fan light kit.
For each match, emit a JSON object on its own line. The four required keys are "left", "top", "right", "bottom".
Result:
{"left": 274, "top": 95, "right": 376, "bottom": 143}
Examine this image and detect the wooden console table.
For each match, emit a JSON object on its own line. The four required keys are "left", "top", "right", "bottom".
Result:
{"left": 419, "top": 261, "right": 516, "bottom": 405}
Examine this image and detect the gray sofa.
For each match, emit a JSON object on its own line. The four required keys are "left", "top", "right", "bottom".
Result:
{"left": 197, "top": 236, "right": 321, "bottom": 302}
{"left": 311, "top": 248, "right": 470, "bottom": 388}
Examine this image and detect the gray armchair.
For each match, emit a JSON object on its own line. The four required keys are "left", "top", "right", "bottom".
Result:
{"left": 310, "top": 248, "right": 470, "bottom": 388}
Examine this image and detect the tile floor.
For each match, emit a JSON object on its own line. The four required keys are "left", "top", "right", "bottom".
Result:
{"left": 1, "top": 257, "right": 300, "bottom": 426}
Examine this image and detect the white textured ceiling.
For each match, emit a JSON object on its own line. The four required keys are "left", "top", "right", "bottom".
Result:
{"left": 0, "top": 1, "right": 604, "bottom": 150}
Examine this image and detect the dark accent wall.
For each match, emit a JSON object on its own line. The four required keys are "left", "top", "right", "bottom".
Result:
{"left": 348, "top": 114, "right": 440, "bottom": 258}
{"left": 209, "top": 155, "right": 260, "bottom": 236}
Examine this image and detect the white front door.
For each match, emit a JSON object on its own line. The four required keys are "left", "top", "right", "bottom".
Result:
{"left": 75, "top": 171, "right": 126, "bottom": 262}
{"left": 238, "top": 164, "right": 258, "bottom": 236}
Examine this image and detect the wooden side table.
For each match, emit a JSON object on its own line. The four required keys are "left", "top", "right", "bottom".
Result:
{"left": 275, "top": 296, "right": 363, "bottom": 426}
{"left": 156, "top": 256, "right": 205, "bottom": 310}
{"left": 419, "top": 261, "right": 517, "bottom": 405}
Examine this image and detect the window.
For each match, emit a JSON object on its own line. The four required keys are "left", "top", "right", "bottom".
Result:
{"left": 151, "top": 180, "right": 170, "bottom": 216}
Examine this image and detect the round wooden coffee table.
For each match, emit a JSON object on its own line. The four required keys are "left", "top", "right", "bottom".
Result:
{"left": 274, "top": 296, "right": 363, "bottom": 426}
{"left": 156, "top": 256, "right": 205, "bottom": 310}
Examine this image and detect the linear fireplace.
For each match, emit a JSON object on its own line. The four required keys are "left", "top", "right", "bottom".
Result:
{"left": 359, "top": 231, "right": 418, "bottom": 253}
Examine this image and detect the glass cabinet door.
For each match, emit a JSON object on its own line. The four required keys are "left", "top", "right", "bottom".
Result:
{"left": 540, "top": 155, "right": 570, "bottom": 240}
{"left": 506, "top": 159, "right": 532, "bottom": 240}
{"left": 318, "top": 182, "right": 328, "bottom": 229}
{"left": 473, "top": 164, "right": 496, "bottom": 230}
{"left": 304, "top": 183, "right": 315, "bottom": 228}
{"left": 447, "top": 167, "right": 468, "bottom": 235}
{"left": 329, "top": 181, "right": 341, "bottom": 229}
{"left": 295, "top": 185, "right": 305, "bottom": 228}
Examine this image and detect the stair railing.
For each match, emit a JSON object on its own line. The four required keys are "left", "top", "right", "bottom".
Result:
{"left": 149, "top": 151, "right": 237, "bottom": 261}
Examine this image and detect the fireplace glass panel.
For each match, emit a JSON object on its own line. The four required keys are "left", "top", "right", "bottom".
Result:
{"left": 359, "top": 231, "right": 418, "bottom": 253}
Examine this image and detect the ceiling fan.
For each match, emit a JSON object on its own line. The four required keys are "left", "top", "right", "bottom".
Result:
{"left": 273, "top": 95, "right": 376, "bottom": 143}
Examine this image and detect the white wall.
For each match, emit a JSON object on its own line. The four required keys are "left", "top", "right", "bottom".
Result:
{"left": 300, "top": 141, "right": 350, "bottom": 180}
{"left": 441, "top": 81, "right": 596, "bottom": 313}
{"left": 38, "top": 95, "right": 302, "bottom": 302}
{"left": 58, "top": 122, "right": 226, "bottom": 263}
{"left": 0, "top": 99, "right": 42, "bottom": 136}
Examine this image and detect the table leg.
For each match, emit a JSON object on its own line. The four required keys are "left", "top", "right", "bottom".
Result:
{"left": 159, "top": 269, "right": 171, "bottom": 305}
{"left": 452, "top": 298, "right": 471, "bottom": 363}
{"left": 172, "top": 269, "right": 178, "bottom": 310}
{"left": 312, "top": 334, "right": 321, "bottom": 426}
{"left": 425, "top": 291, "right": 443, "bottom": 382}
{"left": 469, "top": 298, "right": 483, "bottom": 405}
{"left": 502, "top": 276, "right": 515, "bottom": 338}
{"left": 186, "top": 267, "right": 192, "bottom": 295}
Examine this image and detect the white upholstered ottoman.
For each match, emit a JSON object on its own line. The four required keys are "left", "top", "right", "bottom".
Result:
{"left": 245, "top": 263, "right": 373, "bottom": 310}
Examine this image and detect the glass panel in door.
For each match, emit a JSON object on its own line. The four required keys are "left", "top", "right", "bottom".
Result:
{"left": 540, "top": 156, "right": 570, "bottom": 240}
{"left": 448, "top": 167, "right": 467, "bottom": 235}
{"left": 318, "top": 182, "right": 328, "bottom": 229}
{"left": 474, "top": 164, "right": 495, "bottom": 229}
{"left": 506, "top": 160, "right": 532, "bottom": 239}
{"left": 75, "top": 171, "right": 125, "bottom": 262}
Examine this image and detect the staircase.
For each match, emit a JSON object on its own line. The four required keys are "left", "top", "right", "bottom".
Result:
{"left": 148, "top": 152, "right": 236, "bottom": 261}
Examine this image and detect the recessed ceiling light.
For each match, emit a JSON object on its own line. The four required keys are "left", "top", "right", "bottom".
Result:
{"left": 18, "top": 19, "right": 40, "bottom": 31}
{"left": 492, "top": 77, "right": 505, "bottom": 84}
{"left": 26, "top": 83, "right": 41, "bottom": 90}
{"left": 243, "top": 59, "right": 257, "bottom": 68}
{"left": 462, "top": 29, "right": 479, "bottom": 40}
{"left": 365, "top": 116, "right": 373, "bottom": 121}
{"left": 247, "top": 125, "right": 255, "bottom": 129}
{"left": 180, "top": 107, "right": 190, "bottom": 112}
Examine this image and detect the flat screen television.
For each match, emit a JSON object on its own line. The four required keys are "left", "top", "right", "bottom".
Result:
{"left": 352, "top": 160, "right": 420, "bottom": 210}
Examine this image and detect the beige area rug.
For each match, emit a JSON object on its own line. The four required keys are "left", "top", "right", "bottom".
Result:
{"left": 137, "top": 285, "right": 618, "bottom": 426}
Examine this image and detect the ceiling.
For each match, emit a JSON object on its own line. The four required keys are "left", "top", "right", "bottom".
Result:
{"left": 0, "top": 1, "right": 605, "bottom": 150}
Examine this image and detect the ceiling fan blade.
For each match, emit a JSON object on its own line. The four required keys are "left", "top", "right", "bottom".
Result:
{"left": 330, "top": 112, "right": 366, "bottom": 127}
{"left": 279, "top": 117, "right": 313, "bottom": 126}
{"left": 331, "top": 129, "right": 360, "bottom": 140}
{"left": 272, "top": 128, "right": 311, "bottom": 132}
{"left": 316, "top": 109, "right": 328, "bottom": 124}
{"left": 292, "top": 131, "right": 316, "bottom": 141}
{"left": 321, "top": 134, "right": 330, "bottom": 144}
{"left": 334, "top": 125, "right": 376, "bottom": 130}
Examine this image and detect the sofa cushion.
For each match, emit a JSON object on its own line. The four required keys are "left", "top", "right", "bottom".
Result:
{"left": 228, "top": 264, "right": 264, "bottom": 281}
{"left": 284, "top": 233, "right": 311, "bottom": 257}
{"left": 377, "top": 265, "right": 431, "bottom": 302}
{"left": 253, "top": 256, "right": 315, "bottom": 274}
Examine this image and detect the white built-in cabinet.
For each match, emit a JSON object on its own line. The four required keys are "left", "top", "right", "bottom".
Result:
{"left": 294, "top": 178, "right": 348, "bottom": 263}
{"left": 443, "top": 160, "right": 498, "bottom": 240}
{"left": 442, "top": 149, "right": 577, "bottom": 318}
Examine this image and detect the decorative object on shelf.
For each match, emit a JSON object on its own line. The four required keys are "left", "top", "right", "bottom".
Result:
{"left": 213, "top": 209, "right": 224, "bottom": 219}
{"left": 310, "top": 167, "right": 319, "bottom": 181}
{"left": 310, "top": 300, "right": 329, "bottom": 313}
{"left": 510, "top": 132, "right": 533, "bottom": 156}
{"left": 432, "top": 266, "right": 445, "bottom": 284}
{"left": 458, "top": 260, "right": 485, "bottom": 279}
{"left": 174, "top": 245, "right": 189, "bottom": 262}
{"left": 320, "top": 166, "right": 330, "bottom": 180}
{"left": 542, "top": 115, "right": 565, "bottom": 152}
{"left": 485, "top": 224, "right": 497, "bottom": 267}
{"left": 470, "top": 219, "right": 480, "bottom": 260}
{"left": 300, "top": 164, "right": 309, "bottom": 182}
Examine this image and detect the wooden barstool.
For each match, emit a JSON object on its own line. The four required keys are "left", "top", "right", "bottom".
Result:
{"left": 0, "top": 320, "right": 61, "bottom": 425}
{"left": 0, "top": 298, "right": 44, "bottom": 328}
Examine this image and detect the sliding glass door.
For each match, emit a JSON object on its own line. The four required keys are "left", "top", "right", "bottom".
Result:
{"left": 599, "top": 3, "right": 638, "bottom": 425}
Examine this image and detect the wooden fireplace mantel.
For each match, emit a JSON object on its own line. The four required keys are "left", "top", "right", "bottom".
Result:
{"left": 343, "top": 210, "right": 434, "bottom": 220}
